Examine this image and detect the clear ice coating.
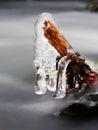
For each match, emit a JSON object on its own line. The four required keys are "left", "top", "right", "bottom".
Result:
{"left": 33, "top": 12, "right": 65, "bottom": 98}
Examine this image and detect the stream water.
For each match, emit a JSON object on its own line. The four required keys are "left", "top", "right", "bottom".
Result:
{"left": 0, "top": 1, "right": 98, "bottom": 130}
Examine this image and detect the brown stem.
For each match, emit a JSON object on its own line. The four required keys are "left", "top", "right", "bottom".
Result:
{"left": 43, "top": 20, "right": 70, "bottom": 57}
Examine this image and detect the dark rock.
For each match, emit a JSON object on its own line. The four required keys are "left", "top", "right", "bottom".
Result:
{"left": 60, "top": 86, "right": 98, "bottom": 116}
{"left": 86, "top": 0, "right": 98, "bottom": 12}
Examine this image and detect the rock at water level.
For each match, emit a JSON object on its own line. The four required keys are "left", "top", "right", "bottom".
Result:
{"left": 60, "top": 86, "right": 98, "bottom": 116}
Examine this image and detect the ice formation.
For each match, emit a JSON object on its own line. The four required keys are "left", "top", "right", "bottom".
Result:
{"left": 33, "top": 13, "right": 65, "bottom": 97}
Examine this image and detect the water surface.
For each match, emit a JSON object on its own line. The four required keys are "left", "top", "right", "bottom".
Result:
{"left": 0, "top": 1, "right": 98, "bottom": 130}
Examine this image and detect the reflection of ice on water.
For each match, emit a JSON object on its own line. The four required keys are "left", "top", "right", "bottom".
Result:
{"left": 33, "top": 13, "right": 59, "bottom": 95}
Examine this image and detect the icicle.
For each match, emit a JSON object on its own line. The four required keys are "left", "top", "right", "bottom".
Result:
{"left": 33, "top": 13, "right": 59, "bottom": 94}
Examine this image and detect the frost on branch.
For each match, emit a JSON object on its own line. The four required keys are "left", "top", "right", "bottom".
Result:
{"left": 33, "top": 13, "right": 98, "bottom": 113}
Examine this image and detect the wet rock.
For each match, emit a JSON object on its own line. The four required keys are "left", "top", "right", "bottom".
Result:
{"left": 86, "top": 0, "right": 98, "bottom": 12}
{"left": 60, "top": 86, "right": 98, "bottom": 116}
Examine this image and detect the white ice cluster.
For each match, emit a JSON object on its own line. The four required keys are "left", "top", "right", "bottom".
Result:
{"left": 33, "top": 13, "right": 65, "bottom": 98}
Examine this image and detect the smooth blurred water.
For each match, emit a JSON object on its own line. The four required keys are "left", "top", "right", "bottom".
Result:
{"left": 0, "top": 1, "right": 98, "bottom": 130}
